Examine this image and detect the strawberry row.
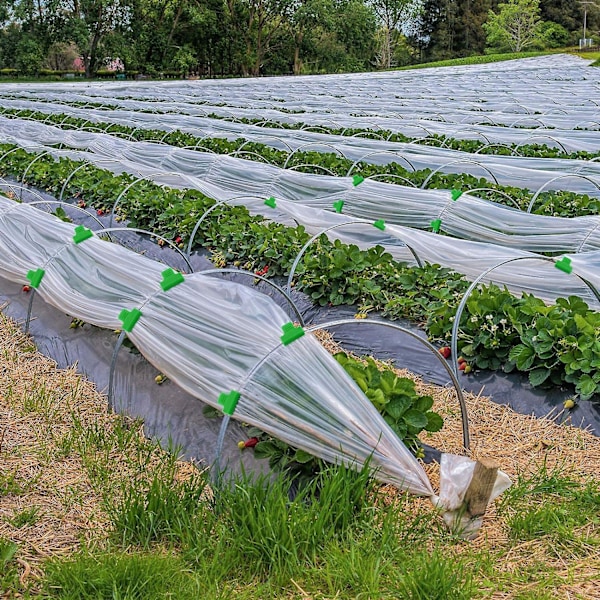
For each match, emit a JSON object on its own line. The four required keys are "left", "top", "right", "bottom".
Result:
{"left": 1, "top": 143, "right": 599, "bottom": 401}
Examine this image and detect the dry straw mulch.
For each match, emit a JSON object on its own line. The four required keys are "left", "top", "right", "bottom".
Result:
{"left": 1, "top": 315, "right": 599, "bottom": 598}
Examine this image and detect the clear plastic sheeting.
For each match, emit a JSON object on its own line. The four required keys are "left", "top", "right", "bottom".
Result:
{"left": 0, "top": 55, "right": 598, "bottom": 151}
{"left": 3, "top": 119, "right": 600, "bottom": 256}
{"left": 0, "top": 194, "right": 513, "bottom": 529}
{"left": 2, "top": 126, "right": 600, "bottom": 308}
{"left": 3, "top": 100, "right": 600, "bottom": 196}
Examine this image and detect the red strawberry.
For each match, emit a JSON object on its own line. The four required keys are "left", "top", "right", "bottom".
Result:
{"left": 22, "top": 285, "right": 31, "bottom": 293}
{"left": 438, "top": 346, "right": 451, "bottom": 359}
{"left": 459, "top": 362, "right": 467, "bottom": 371}
{"left": 244, "top": 437, "right": 259, "bottom": 448}
{"left": 97, "top": 209, "right": 104, "bottom": 216}
{"left": 174, "top": 236, "right": 182, "bottom": 244}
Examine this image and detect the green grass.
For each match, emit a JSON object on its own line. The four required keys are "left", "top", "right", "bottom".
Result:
{"left": 395, "top": 51, "right": 554, "bottom": 71}
{"left": 1, "top": 315, "right": 598, "bottom": 599}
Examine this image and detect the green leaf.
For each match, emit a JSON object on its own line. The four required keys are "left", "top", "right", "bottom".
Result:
{"left": 293, "top": 449, "right": 315, "bottom": 464}
{"left": 414, "top": 395, "right": 434, "bottom": 413}
{"left": 386, "top": 395, "right": 411, "bottom": 419}
{"left": 424, "top": 412, "right": 444, "bottom": 433}
{"left": 528, "top": 368, "right": 551, "bottom": 387}
{"left": 403, "top": 409, "right": 428, "bottom": 429}
{"left": 253, "top": 441, "right": 280, "bottom": 460}
{"left": 509, "top": 344, "right": 536, "bottom": 370}
{"left": 576, "top": 375, "right": 597, "bottom": 400}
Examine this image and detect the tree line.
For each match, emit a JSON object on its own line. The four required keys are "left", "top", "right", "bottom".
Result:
{"left": 0, "top": 0, "right": 597, "bottom": 78}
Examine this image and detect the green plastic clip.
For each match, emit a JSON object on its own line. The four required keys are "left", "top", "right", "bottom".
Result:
{"left": 333, "top": 200, "right": 344, "bottom": 213}
{"left": 26, "top": 268, "right": 45, "bottom": 289}
{"left": 73, "top": 225, "right": 93, "bottom": 244}
{"left": 450, "top": 189, "right": 463, "bottom": 201}
{"left": 118, "top": 308, "right": 142, "bottom": 332}
{"left": 352, "top": 174, "right": 364, "bottom": 186}
{"left": 555, "top": 257, "right": 572, "bottom": 274}
{"left": 218, "top": 390, "right": 241, "bottom": 416}
{"left": 280, "top": 322, "right": 305, "bottom": 345}
{"left": 373, "top": 219, "right": 386, "bottom": 231}
{"left": 430, "top": 218, "right": 442, "bottom": 233}
{"left": 264, "top": 197, "right": 276, "bottom": 208}
{"left": 160, "top": 268, "right": 185, "bottom": 292}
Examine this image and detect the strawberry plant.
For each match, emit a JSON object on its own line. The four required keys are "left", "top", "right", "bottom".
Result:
{"left": 2, "top": 142, "right": 600, "bottom": 402}
{"left": 4, "top": 108, "right": 600, "bottom": 218}
{"left": 245, "top": 352, "right": 443, "bottom": 485}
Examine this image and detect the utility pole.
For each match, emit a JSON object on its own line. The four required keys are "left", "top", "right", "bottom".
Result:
{"left": 578, "top": 0, "right": 598, "bottom": 48}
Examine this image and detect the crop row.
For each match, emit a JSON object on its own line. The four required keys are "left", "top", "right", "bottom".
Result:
{"left": 1, "top": 143, "right": 599, "bottom": 401}
{"left": 2, "top": 108, "right": 599, "bottom": 219}
{"left": 4, "top": 99, "right": 599, "bottom": 160}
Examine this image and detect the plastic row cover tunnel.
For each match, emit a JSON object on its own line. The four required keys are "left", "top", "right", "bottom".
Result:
{"left": 0, "top": 195, "right": 509, "bottom": 534}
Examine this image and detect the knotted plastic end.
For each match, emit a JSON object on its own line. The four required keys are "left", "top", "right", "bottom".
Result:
{"left": 118, "top": 308, "right": 142, "bottom": 332}
{"left": 264, "top": 196, "right": 276, "bottom": 208}
{"left": 73, "top": 225, "right": 93, "bottom": 244}
{"left": 218, "top": 390, "right": 241, "bottom": 415}
{"left": 280, "top": 322, "right": 305, "bottom": 345}
{"left": 333, "top": 200, "right": 344, "bottom": 213}
{"left": 26, "top": 268, "right": 45, "bottom": 289}
{"left": 160, "top": 268, "right": 185, "bottom": 292}
{"left": 555, "top": 256, "right": 572, "bottom": 274}
{"left": 373, "top": 219, "right": 386, "bottom": 231}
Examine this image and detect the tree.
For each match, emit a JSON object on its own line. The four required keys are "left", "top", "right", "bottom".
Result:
{"left": 484, "top": 0, "right": 543, "bottom": 52}
{"left": 368, "top": 0, "right": 416, "bottom": 69}
{"left": 410, "top": 0, "right": 492, "bottom": 60}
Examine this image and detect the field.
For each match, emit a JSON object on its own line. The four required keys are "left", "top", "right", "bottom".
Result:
{"left": 1, "top": 54, "right": 600, "bottom": 598}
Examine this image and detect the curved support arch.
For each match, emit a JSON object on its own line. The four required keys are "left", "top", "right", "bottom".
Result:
{"left": 282, "top": 143, "right": 346, "bottom": 170}
{"left": 287, "top": 163, "right": 338, "bottom": 176}
{"left": 19, "top": 151, "right": 55, "bottom": 200}
{"left": 59, "top": 114, "right": 76, "bottom": 126}
{"left": 253, "top": 119, "right": 286, "bottom": 129}
{"left": 0, "top": 146, "right": 28, "bottom": 168}
{"left": 305, "top": 319, "right": 470, "bottom": 451}
{"left": 193, "top": 268, "right": 305, "bottom": 326}
{"left": 474, "top": 143, "right": 522, "bottom": 157}
{"left": 213, "top": 317, "right": 471, "bottom": 478}
{"left": 97, "top": 226, "right": 194, "bottom": 273}
{"left": 408, "top": 135, "right": 449, "bottom": 149}
{"left": 420, "top": 159, "right": 499, "bottom": 190}
{"left": 185, "top": 195, "right": 265, "bottom": 256}
{"left": 450, "top": 256, "right": 600, "bottom": 380}
{"left": 345, "top": 151, "right": 416, "bottom": 177}
{"left": 364, "top": 173, "right": 417, "bottom": 188}
{"left": 573, "top": 120, "right": 600, "bottom": 131}
{"left": 508, "top": 116, "right": 545, "bottom": 129}
{"left": 158, "top": 127, "right": 180, "bottom": 143}
{"left": 514, "top": 135, "right": 568, "bottom": 155}
{"left": 0, "top": 182, "right": 47, "bottom": 204}
{"left": 576, "top": 222, "right": 600, "bottom": 253}
{"left": 80, "top": 126, "right": 107, "bottom": 135}
{"left": 59, "top": 162, "right": 94, "bottom": 203}
{"left": 459, "top": 113, "right": 497, "bottom": 126}
{"left": 462, "top": 187, "right": 522, "bottom": 210}
{"left": 232, "top": 137, "right": 293, "bottom": 155}
{"left": 286, "top": 222, "right": 423, "bottom": 298}
{"left": 228, "top": 150, "right": 274, "bottom": 165}
{"left": 26, "top": 200, "right": 107, "bottom": 232}
{"left": 527, "top": 174, "right": 600, "bottom": 213}
{"left": 108, "top": 173, "right": 169, "bottom": 228}
{"left": 299, "top": 123, "right": 338, "bottom": 134}
{"left": 349, "top": 131, "right": 385, "bottom": 141}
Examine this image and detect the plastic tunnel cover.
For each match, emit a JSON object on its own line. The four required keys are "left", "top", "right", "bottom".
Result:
{"left": 0, "top": 193, "right": 510, "bottom": 521}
